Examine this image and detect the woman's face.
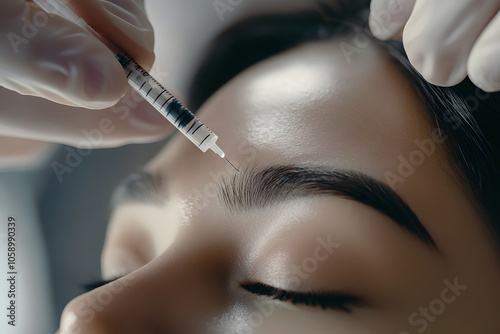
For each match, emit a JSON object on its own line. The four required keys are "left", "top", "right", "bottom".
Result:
{"left": 58, "top": 35, "right": 500, "bottom": 334}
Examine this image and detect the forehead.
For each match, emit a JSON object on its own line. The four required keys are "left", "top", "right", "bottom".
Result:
{"left": 148, "top": 36, "right": 443, "bottom": 183}
{"left": 211, "top": 39, "right": 430, "bottom": 167}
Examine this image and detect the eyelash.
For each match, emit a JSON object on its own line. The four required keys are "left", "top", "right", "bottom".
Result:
{"left": 240, "top": 282, "right": 362, "bottom": 312}
{"left": 84, "top": 279, "right": 361, "bottom": 313}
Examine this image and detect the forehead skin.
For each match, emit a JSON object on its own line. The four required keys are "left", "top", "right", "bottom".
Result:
{"left": 101, "top": 36, "right": 500, "bottom": 333}
{"left": 148, "top": 35, "right": 494, "bottom": 256}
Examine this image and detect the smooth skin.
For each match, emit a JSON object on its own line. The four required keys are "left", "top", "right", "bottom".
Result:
{"left": 58, "top": 35, "right": 500, "bottom": 334}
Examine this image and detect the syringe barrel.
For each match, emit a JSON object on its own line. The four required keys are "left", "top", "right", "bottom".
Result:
{"left": 116, "top": 53, "right": 218, "bottom": 153}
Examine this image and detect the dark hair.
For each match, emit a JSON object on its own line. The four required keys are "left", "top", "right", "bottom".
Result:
{"left": 187, "top": 1, "right": 500, "bottom": 250}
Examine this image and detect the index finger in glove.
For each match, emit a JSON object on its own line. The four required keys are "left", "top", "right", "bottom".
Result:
{"left": 0, "top": 0, "right": 154, "bottom": 109}
{"left": 467, "top": 11, "right": 500, "bottom": 92}
{"left": 66, "top": 0, "right": 155, "bottom": 70}
{"left": 402, "top": 0, "right": 500, "bottom": 87}
{"left": 369, "top": 0, "right": 416, "bottom": 41}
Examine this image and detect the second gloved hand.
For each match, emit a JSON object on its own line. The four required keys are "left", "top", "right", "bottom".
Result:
{"left": 0, "top": 0, "right": 155, "bottom": 109}
{"left": 369, "top": 0, "right": 500, "bottom": 92}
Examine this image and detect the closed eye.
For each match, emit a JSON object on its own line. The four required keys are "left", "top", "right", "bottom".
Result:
{"left": 240, "top": 282, "right": 363, "bottom": 312}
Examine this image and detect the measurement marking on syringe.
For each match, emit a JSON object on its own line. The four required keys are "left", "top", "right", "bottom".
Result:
{"left": 199, "top": 134, "right": 211, "bottom": 146}
{"left": 175, "top": 110, "right": 187, "bottom": 123}
{"left": 187, "top": 121, "right": 197, "bottom": 133}
{"left": 192, "top": 124, "right": 204, "bottom": 135}
{"left": 176, "top": 112, "right": 191, "bottom": 126}
{"left": 153, "top": 90, "right": 167, "bottom": 104}
{"left": 33, "top": 0, "right": 232, "bottom": 168}
{"left": 160, "top": 96, "right": 175, "bottom": 110}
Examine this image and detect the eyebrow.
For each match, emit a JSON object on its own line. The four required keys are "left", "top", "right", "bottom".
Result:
{"left": 110, "top": 171, "right": 166, "bottom": 208}
{"left": 219, "top": 165, "right": 437, "bottom": 249}
{"left": 111, "top": 166, "right": 436, "bottom": 249}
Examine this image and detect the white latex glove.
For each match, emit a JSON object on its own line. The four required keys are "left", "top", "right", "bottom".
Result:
{"left": 369, "top": 0, "right": 500, "bottom": 92}
{"left": 1, "top": 0, "right": 155, "bottom": 108}
{"left": 0, "top": 0, "right": 172, "bottom": 148}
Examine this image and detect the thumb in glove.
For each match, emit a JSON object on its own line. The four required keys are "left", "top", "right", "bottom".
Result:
{"left": 0, "top": 0, "right": 155, "bottom": 109}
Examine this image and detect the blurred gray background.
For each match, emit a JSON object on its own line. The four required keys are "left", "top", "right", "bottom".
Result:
{"left": 40, "top": 141, "right": 166, "bottom": 329}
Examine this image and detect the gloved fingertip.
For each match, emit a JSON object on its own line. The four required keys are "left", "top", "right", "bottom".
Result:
{"left": 369, "top": 0, "right": 413, "bottom": 41}
{"left": 469, "top": 69, "right": 500, "bottom": 93}
{"left": 477, "top": 81, "right": 500, "bottom": 93}
{"left": 135, "top": 49, "right": 155, "bottom": 72}
{"left": 69, "top": 0, "right": 155, "bottom": 71}
{"left": 404, "top": 32, "right": 468, "bottom": 87}
{"left": 99, "top": 0, "right": 155, "bottom": 69}
{"left": 369, "top": 14, "right": 403, "bottom": 41}
{"left": 468, "top": 46, "right": 500, "bottom": 93}
{"left": 81, "top": 58, "right": 129, "bottom": 109}
{"left": 421, "top": 68, "right": 467, "bottom": 88}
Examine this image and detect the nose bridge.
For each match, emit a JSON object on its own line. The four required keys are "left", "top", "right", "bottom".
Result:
{"left": 59, "top": 233, "right": 235, "bottom": 334}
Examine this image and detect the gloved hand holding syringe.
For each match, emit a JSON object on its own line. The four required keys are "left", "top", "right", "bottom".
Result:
{"left": 32, "top": 0, "right": 239, "bottom": 171}
{"left": 2, "top": 0, "right": 498, "bottom": 156}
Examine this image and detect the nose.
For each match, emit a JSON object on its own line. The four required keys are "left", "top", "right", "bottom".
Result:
{"left": 58, "top": 235, "right": 235, "bottom": 334}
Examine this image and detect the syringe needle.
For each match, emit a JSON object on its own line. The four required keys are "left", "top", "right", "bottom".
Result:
{"left": 224, "top": 157, "right": 240, "bottom": 173}
{"left": 33, "top": 0, "right": 235, "bottom": 167}
{"left": 209, "top": 144, "right": 239, "bottom": 172}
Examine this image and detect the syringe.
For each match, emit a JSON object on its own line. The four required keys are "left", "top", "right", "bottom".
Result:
{"left": 33, "top": 0, "right": 239, "bottom": 172}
